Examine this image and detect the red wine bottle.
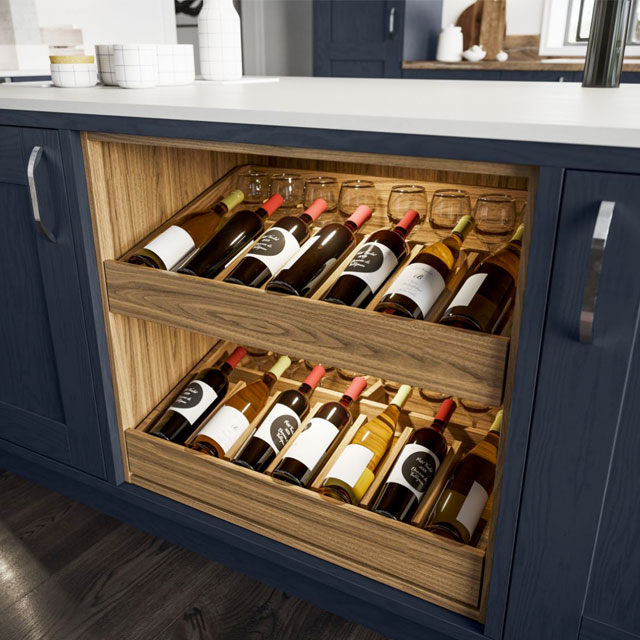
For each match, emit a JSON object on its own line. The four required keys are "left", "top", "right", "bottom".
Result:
{"left": 178, "top": 194, "right": 283, "bottom": 279}
{"left": 323, "top": 209, "right": 420, "bottom": 308}
{"left": 266, "top": 205, "right": 372, "bottom": 297}
{"left": 272, "top": 377, "right": 368, "bottom": 487}
{"left": 373, "top": 398, "right": 457, "bottom": 522}
{"left": 233, "top": 365, "right": 326, "bottom": 472}
{"left": 224, "top": 199, "right": 328, "bottom": 288}
{"left": 148, "top": 346, "right": 247, "bottom": 445}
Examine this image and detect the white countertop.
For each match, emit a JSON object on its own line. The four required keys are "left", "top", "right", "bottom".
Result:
{"left": 1, "top": 76, "right": 640, "bottom": 148}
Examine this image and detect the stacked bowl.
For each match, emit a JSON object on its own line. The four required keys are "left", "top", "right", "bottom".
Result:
{"left": 49, "top": 55, "right": 97, "bottom": 88}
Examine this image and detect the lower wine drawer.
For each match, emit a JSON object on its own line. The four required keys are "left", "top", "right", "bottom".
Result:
{"left": 125, "top": 427, "right": 487, "bottom": 620}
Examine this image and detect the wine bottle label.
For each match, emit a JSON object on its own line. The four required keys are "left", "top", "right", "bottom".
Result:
{"left": 384, "top": 263, "right": 445, "bottom": 317}
{"left": 197, "top": 405, "right": 250, "bottom": 454}
{"left": 168, "top": 380, "right": 218, "bottom": 425}
{"left": 284, "top": 417, "right": 339, "bottom": 470}
{"left": 446, "top": 273, "right": 488, "bottom": 310}
{"left": 385, "top": 443, "right": 440, "bottom": 500}
{"left": 280, "top": 234, "right": 320, "bottom": 272}
{"left": 342, "top": 241, "right": 398, "bottom": 293}
{"left": 253, "top": 402, "right": 301, "bottom": 452}
{"left": 143, "top": 225, "right": 196, "bottom": 271}
{"left": 325, "top": 444, "right": 374, "bottom": 488}
{"left": 247, "top": 228, "right": 301, "bottom": 276}
{"left": 455, "top": 481, "right": 489, "bottom": 535}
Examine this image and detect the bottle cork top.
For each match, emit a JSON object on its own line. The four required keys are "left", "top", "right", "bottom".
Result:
{"left": 261, "top": 194, "right": 284, "bottom": 216}
{"left": 304, "top": 198, "right": 328, "bottom": 222}
{"left": 434, "top": 398, "right": 457, "bottom": 425}
{"left": 343, "top": 376, "right": 367, "bottom": 401}
{"left": 222, "top": 189, "right": 244, "bottom": 211}
{"left": 346, "top": 205, "right": 373, "bottom": 229}
{"left": 390, "top": 384, "right": 412, "bottom": 409}
{"left": 302, "top": 365, "right": 325, "bottom": 389}
{"left": 268, "top": 355, "right": 291, "bottom": 379}
{"left": 395, "top": 210, "right": 421, "bottom": 235}
{"left": 224, "top": 346, "right": 247, "bottom": 369}
{"left": 489, "top": 409, "right": 503, "bottom": 434}
{"left": 452, "top": 215, "right": 475, "bottom": 238}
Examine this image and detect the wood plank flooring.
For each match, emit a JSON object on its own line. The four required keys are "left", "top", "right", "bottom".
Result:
{"left": 0, "top": 470, "right": 389, "bottom": 640}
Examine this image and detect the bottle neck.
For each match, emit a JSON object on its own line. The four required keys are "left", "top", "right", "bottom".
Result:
{"left": 261, "top": 371, "right": 277, "bottom": 390}
{"left": 339, "top": 394, "right": 354, "bottom": 410}
{"left": 393, "top": 226, "right": 408, "bottom": 239}
{"left": 298, "top": 212, "right": 313, "bottom": 226}
{"left": 429, "top": 418, "right": 446, "bottom": 433}
{"left": 297, "top": 382, "right": 313, "bottom": 397}
{"left": 255, "top": 207, "right": 269, "bottom": 220}
{"left": 344, "top": 220, "right": 358, "bottom": 233}
{"left": 219, "top": 362, "right": 232, "bottom": 376}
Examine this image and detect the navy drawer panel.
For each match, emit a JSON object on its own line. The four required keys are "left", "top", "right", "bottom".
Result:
{"left": 0, "top": 125, "right": 26, "bottom": 184}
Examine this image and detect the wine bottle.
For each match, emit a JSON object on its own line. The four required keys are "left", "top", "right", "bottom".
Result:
{"left": 178, "top": 194, "right": 283, "bottom": 279}
{"left": 190, "top": 355, "right": 291, "bottom": 458}
{"left": 440, "top": 225, "right": 524, "bottom": 333}
{"left": 266, "top": 205, "right": 372, "bottom": 297}
{"left": 149, "top": 346, "right": 247, "bottom": 445}
{"left": 233, "top": 365, "right": 326, "bottom": 472}
{"left": 128, "top": 190, "right": 244, "bottom": 270}
{"left": 224, "top": 199, "right": 328, "bottom": 288}
{"left": 272, "top": 377, "right": 368, "bottom": 487}
{"left": 319, "top": 384, "right": 412, "bottom": 505}
{"left": 426, "top": 410, "right": 502, "bottom": 544}
{"left": 373, "top": 398, "right": 457, "bottom": 522}
{"left": 323, "top": 210, "right": 420, "bottom": 308}
{"left": 375, "top": 215, "right": 474, "bottom": 320}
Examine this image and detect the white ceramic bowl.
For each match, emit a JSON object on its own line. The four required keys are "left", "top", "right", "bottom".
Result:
{"left": 156, "top": 44, "right": 195, "bottom": 86}
{"left": 95, "top": 44, "right": 117, "bottom": 85}
{"left": 113, "top": 44, "right": 158, "bottom": 89}
{"left": 50, "top": 63, "right": 97, "bottom": 88}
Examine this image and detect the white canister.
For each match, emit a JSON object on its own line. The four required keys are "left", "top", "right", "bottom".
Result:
{"left": 113, "top": 44, "right": 158, "bottom": 89}
{"left": 436, "top": 25, "right": 464, "bottom": 63}
{"left": 198, "top": 0, "right": 243, "bottom": 81}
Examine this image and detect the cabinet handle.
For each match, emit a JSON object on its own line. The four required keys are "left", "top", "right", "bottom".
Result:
{"left": 27, "top": 146, "right": 56, "bottom": 243}
{"left": 388, "top": 7, "right": 397, "bottom": 37}
{"left": 579, "top": 200, "right": 615, "bottom": 343}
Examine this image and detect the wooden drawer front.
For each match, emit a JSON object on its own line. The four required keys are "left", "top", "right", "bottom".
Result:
{"left": 126, "top": 429, "right": 485, "bottom": 618}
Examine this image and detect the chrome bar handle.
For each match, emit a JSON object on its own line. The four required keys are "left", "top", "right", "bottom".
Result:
{"left": 388, "top": 7, "right": 397, "bottom": 37}
{"left": 27, "top": 146, "right": 56, "bottom": 243}
{"left": 579, "top": 200, "right": 615, "bottom": 343}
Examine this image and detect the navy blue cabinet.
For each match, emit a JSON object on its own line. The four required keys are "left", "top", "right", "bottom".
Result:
{"left": 0, "top": 126, "right": 106, "bottom": 478}
{"left": 503, "top": 170, "right": 640, "bottom": 640}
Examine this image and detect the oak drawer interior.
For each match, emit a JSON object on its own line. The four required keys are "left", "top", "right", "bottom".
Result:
{"left": 82, "top": 131, "right": 537, "bottom": 623}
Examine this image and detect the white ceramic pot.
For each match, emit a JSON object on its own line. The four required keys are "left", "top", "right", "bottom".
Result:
{"left": 113, "top": 44, "right": 158, "bottom": 89}
{"left": 50, "top": 63, "right": 97, "bottom": 88}
{"left": 156, "top": 44, "right": 195, "bottom": 86}
{"left": 198, "top": 0, "right": 243, "bottom": 81}
{"left": 436, "top": 24, "right": 464, "bottom": 63}
{"left": 95, "top": 44, "right": 117, "bottom": 85}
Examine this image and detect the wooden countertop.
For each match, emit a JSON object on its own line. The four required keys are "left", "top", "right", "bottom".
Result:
{"left": 403, "top": 60, "right": 640, "bottom": 72}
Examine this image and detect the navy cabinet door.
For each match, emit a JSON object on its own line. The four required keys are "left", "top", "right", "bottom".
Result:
{"left": 0, "top": 126, "right": 105, "bottom": 478}
{"left": 313, "top": 0, "right": 404, "bottom": 77}
{"left": 501, "top": 171, "right": 640, "bottom": 640}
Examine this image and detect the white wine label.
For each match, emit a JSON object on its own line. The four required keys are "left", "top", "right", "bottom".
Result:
{"left": 280, "top": 234, "right": 320, "bottom": 272}
{"left": 342, "top": 241, "right": 398, "bottom": 294}
{"left": 253, "top": 402, "right": 301, "bottom": 453}
{"left": 284, "top": 417, "right": 339, "bottom": 471}
{"left": 143, "top": 225, "right": 196, "bottom": 271}
{"left": 325, "top": 444, "right": 374, "bottom": 488}
{"left": 455, "top": 481, "right": 489, "bottom": 535}
{"left": 197, "top": 405, "right": 250, "bottom": 454}
{"left": 169, "top": 380, "right": 218, "bottom": 425}
{"left": 385, "top": 443, "right": 440, "bottom": 500}
{"left": 446, "top": 273, "right": 488, "bottom": 310}
{"left": 247, "top": 227, "right": 301, "bottom": 276}
{"left": 384, "top": 263, "right": 445, "bottom": 317}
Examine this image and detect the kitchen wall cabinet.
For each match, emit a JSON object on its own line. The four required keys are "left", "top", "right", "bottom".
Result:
{"left": 0, "top": 126, "right": 107, "bottom": 478}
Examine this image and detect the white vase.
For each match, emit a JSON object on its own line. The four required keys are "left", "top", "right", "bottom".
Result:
{"left": 198, "top": 0, "right": 243, "bottom": 81}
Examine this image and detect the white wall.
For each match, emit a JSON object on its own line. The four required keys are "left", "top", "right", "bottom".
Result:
{"left": 441, "top": 0, "right": 544, "bottom": 35}
{"left": 34, "top": 0, "right": 176, "bottom": 54}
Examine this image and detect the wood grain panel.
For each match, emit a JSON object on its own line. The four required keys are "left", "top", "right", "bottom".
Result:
{"left": 126, "top": 429, "right": 485, "bottom": 617}
{"left": 105, "top": 260, "right": 509, "bottom": 406}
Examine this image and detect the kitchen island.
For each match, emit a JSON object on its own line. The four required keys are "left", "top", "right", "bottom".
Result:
{"left": 0, "top": 78, "right": 639, "bottom": 640}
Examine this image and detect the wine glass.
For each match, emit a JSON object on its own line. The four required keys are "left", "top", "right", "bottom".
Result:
{"left": 304, "top": 176, "right": 339, "bottom": 212}
{"left": 338, "top": 179, "right": 377, "bottom": 218}
{"left": 271, "top": 173, "right": 303, "bottom": 211}
{"left": 474, "top": 193, "right": 517, "bottom": 247}
{"left": 236, "top": 170, "right": 271, "bottom": 204}
{"left": 387, "top": 184, "right": 427, "bottom": 224}
{"left": 429, "top": 189, "right": 472, "bottom": 236}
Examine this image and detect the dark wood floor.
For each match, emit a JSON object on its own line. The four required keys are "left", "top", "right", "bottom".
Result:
{"left": 0, "top": 470, "right": 389, "bottom": 640}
